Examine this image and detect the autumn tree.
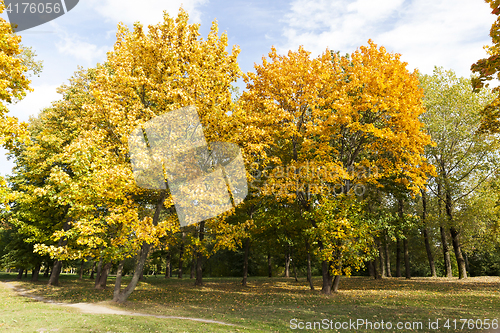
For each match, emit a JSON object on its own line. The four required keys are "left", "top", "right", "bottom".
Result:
{"left": 419, "top": 67, "right": 500, "bottom": 279}
{"left": 30, "top": 9, "right": 243, "bottom": 302}
{"left": 471, "top": 0, "right": 500, "bottom": 132}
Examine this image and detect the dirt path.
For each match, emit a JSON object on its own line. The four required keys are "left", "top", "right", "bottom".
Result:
{"left": 2, "top": 281, "right": 235, "bottom": 326}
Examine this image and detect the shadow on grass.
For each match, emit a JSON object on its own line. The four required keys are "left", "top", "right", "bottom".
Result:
{"left": 1, "top": 273, "right": 499, "bottom": 332}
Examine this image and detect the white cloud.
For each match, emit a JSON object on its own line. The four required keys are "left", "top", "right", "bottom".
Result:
{"left": 56, "top": 33, "right": 109, "bottom": 65}
{"left": 279, "top": 0, "right": 494, "bottom": 77}
{"left": 0, "top": 147, "right": 15, "bottom": 177}
{"left": 87, "top": 0, "right": 209, "bottom": 27}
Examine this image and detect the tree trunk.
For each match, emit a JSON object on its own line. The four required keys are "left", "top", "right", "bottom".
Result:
{"left": 43, "top": 263, "right": 50, "bottom": 278}
{"left": 139, "top": 267, "right": 144, "bottom": 281}
{"left": 374, "top": 254, "right": 382, "bottom": 279}
{"left": 403, "top": 238, "right": 411, "bottom": 279}
{"left": 306, "top": 240, "right": 314, "bottom": 290}
{"left": 94, "top": 258, "right": 103, "bottom": 288}
{"left": 113, "top": 242, "right": 152, "bottom": 302}
{"left": 113, "top": 192, "right": 165, "bottom": 303}
{"left": 48, "top": 218, "right": 71, "bottom": 286}
{"left": 384, "top": 232, "right": 392, "bottom": 277}
{"left": 377, "top": 238, "right": 386, "bottom": 278}
{"left": 440, "top": 226, "right": 453, "bottom": 277}
{"left": 178, "top": 232, "right": 185, "bottom": 278}
{"left": 321, "top": 261, "right": 334, "bottom": 294}
{"left": 31, "top": 264, "right": 41, "bottom": 282}
{"left": 89, "top": 261, "right": 96, "bottom": 279}
{"left": 422, "top": 228, "right": 437, "bottom": 277}
{"left": 95, "top": 262, "right": 111, "bottom": 289}
{"left": 291, "top": 247, "right": 298, "bottom": 282}
{"left": 444, "top": 184, "right": 467, "bottom": 279}
{"left": 332, "top": 275, "right": 341, "bottom": 293}
{"left": 190, "top": 255, "right": 195, "bottom": 279}
{"left": 242, "top": 238, "right": 250, "bottom": 286}
{"left": 396, "top": 238, "right": 401, "bottom": 277}
{"left": 421, "top": 189, "right": 437, "bottom": 277}
{"left": 195, "top": 221, "right": 205, "bottom": 286}
{"left": 437, "top": 182, "right": 452, "bottom": 277}
{"left": 48, "top": 261, "right": 62, "bottom": 286}
{"left": 374, "top": 258, "right": 381, "bottom": 279}
{"left": 267, "top": 251, "right": 272, "bottom": 278}
{"left": 368, "top": 261, "right": 375, "bottom": 279}
{"left": 165, "top": 252, "right": 171, "bottom": 278}
{"left": 284, "top": 246, "right": 291, "bottom": 278}
{"left": 113, "top": 260, "right": 125, "bottom": 301}
{"left": 78, "top": 259, "right": 84, "bottom": 279}
{"left": 450, "top": 227, "right": 467, "bottom": 279}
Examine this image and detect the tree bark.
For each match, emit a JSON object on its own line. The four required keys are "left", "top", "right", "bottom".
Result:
{"left": 31, "top": 264, "right": 41, "bottom": 282}
{"left": 78, "top": 259, "right": 84, "bottom": 279}
{"left": 178, "top": 232, "right": 185, "bottom": 278}
{"left": 384, "top": 232, "right": 392, "bottom": 277}
{"left": 396, "top": 238, "right": 401, "bottom": 277}
{"left": 267, "top": 251, "right": 272, "bottom": 278}
{"left": 321, "top": 260, "right": 334, "bottom": 294}
{"left": 165, "top": 252, "right": 171, "bottom": 278}
{"left": 374, "top": 254, "right": 382, "bottom": 279}
{"left": 376, "top": 238, "right": 386, "bottom": 278}
{"left": 17, "top": 268, "right": 23, "bottom": 280}
{"left": 113, "top": 192, "right": 165, "bottom": 303}
{"left": 284, "top": 246, "right": 291, "bottom": 278}
{"left": 242, "top": 238, "right": 250, "bottom": 286}
{"left": 190, "top": 255, "right": 195, "bottom": 279}
{"left": 94, "top": 258, "right": 103, "bottom": 288}
{"left": 89, "top": 261, "right": 96, "bottom": 279}
{"left": 421, "top": 189, "right": 437, "bottom": 277}
{"left": 450, "top": 227, "right": 467, "bottom": 279}
{"left": 195, "top": 221, "right": 205, "bottom": 286}
{"left": 403, "top": 238, "right": 411, "bottom": 279}
{"left": 95, "top": 262, "right": 111, "bottom": 289}
{"left": 113, "top": 260, "right": 125, "bottom": 300}
{"left": 422, "top": 228, "right": 437, "bottom": 277}
{"left": 48, "top": 218, "right": 71, "bottom": 286}
{"left": 437, "top": 182, "right": 453, "bottom": 277}
{"left": 291, "top": 247, "right": 298, "bottom": 282}
{"left": 43, "top": 263, "right": 50, "bottom": 278}
{"left": 306, "top": 240, "right": 314, "bottom": 290}
{"left": 444, "top": 185, "right": 467, "bottom": 279}
{"left": 440, "top": 226, "right": 453, "bottom": 277}
{"left": 48, "top": 261, "right": 62, "bottom": 285}
{"left": 332, "top": 275, "right": 341, "bottom": 293}
{"left": 368, "top": 261, "right": 375, "bottom": 279}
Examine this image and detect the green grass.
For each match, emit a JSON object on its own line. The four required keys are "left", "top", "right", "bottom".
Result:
{"left": 1, "top": 273, "right": 500, "bottom": 332}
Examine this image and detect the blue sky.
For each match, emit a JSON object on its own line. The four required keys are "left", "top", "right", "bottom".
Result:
{"left": 0, "top": 0, "right": 496, "bottom": 176}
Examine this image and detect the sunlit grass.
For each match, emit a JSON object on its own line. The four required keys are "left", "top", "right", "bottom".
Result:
{"left": 1, "top": 273, "right": 499, "bottom": 332}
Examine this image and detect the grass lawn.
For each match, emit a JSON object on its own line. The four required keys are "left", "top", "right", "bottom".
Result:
{"left": 0, "top": 273, "right": 499, "bottom": 332}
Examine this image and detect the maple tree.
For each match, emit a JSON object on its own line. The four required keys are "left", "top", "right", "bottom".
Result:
{"left": 241, "top": 40, "right": 433, "bottom": 293}
{"left": 471, "top": 0, "right": 500, "bottom": 132}
{"left": 26, "top": 9, "right": 242, "bottom": 302}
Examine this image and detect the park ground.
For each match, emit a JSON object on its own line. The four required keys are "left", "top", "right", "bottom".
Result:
{"left": 0, "top": 274, "right": 499, "bottom": 332}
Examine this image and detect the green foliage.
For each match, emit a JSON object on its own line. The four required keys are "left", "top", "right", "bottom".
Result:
{"left": 305, "top": 195, "right": 377, "bottom": 276}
